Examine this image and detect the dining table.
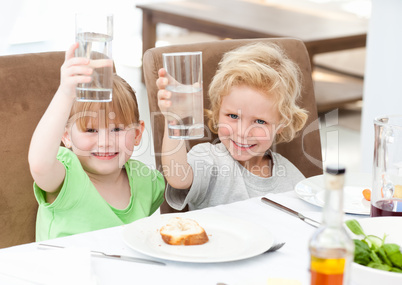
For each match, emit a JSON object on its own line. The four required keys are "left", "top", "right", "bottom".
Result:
{"left": 0, "top": 188, "right": 368, "bottom": 285}
{"left": 137, "top": 0, "right": 368, "bottom": 68}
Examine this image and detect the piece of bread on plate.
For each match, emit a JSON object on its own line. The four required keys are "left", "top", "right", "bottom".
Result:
{"left": 160, "top": 217, "right": 209, "bottom": 245}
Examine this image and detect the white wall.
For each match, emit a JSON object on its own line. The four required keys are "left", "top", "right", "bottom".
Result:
{"left": 1, "top": 0, "right": 143, "bottom": 66}
{"left": 0, "top": 0, "right": 24, "bottom": 54}
{"left": 360, "top": 0, "right": 402, "bottom": 172}
{"left": 1, "top": 0, "right": 159, "bottom": 167}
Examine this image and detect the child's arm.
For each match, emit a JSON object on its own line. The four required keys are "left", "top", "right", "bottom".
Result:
{"left": 28, "top": 43, "right": 93, "bottom": 193}
{"left": 157, "top": 68, "right": 193, "bottom": 189}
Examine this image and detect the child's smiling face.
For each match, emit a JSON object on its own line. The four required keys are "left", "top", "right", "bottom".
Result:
{"left": 64, "top": 110, "right": 144, "bottom": 176}
{"left": 217, "top": 85, "right": 282, "bottom": 166}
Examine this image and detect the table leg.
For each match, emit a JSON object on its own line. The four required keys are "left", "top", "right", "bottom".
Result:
{"left": 141, "top": 11, "right": 157, "bottom": 82}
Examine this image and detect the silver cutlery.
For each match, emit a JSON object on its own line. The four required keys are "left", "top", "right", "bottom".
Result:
{"left": 215, "top": 242, "right": 285, "bottom": 285}
{"left": 264, "top": 242, "right": 286, "bottom": 253}
{"left": 38, "top": 243, "right": 165, "bottom": 266}
{"left": 261, "top": 197, "right": 321, "bottom": 228}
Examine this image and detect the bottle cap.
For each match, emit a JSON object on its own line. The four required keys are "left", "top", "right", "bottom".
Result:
{"left": 325, "top": 165, "right": 346, "bottom": 175}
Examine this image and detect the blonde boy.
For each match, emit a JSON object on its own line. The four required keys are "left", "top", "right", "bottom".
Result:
{"left": 157, "top": 42, "right": 307, "bottom": 210}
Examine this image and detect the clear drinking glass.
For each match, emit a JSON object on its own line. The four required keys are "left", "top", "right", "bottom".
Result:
{"left": 371, "top": 115, "right": 402, "bottom": 217}
{"left": 75, "top": 13, "right": 114, "bottom": 102}
{"left": 162, "top": 52, "right": 204, "bottom": 140}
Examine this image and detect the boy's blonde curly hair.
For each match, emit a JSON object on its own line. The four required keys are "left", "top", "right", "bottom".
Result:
{"left": 207, "top": 42, "right": 308, "bottom": 144}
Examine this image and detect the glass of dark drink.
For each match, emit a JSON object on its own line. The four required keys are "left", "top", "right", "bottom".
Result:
{"left": 371, "top": 115, "right": 402, "bottom": 217}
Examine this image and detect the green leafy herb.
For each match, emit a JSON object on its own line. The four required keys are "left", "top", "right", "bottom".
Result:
{"left": 383, "top": 244, "right": 402, "bottom": 268}
{"left": 345, "top": 219, "right": 402, "bottom": 273}
{"left": 391, "top": 267, "right": 402, "bottom": 273}
{"left": 367, "top": 262, "right": 392, "bottom": 271}
{"left": 345, "top": 219, "right": 366, "bottom": 236}
{"left": 377, "top": 246, "right": 393, "bottom": 267}
{"left": 353, "top": 239, "right": 371, "bottom": 265}
{"left": 365, "top": 234, "right": 385, "bottom": 251}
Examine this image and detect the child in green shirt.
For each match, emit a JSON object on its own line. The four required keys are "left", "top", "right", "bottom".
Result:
{"left": 29, "top": 43, "right": 164, "bottom": 241}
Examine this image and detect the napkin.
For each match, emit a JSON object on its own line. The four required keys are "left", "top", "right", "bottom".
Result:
{"left": 0, "top": 246, "right": 96, "bottom": 285}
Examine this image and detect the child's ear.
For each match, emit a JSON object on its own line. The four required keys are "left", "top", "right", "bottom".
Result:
{"left": 134, "top": 120, "right": 145, "bottom": 146}
{"left": 61, "top": 129, "right": 72, "bottom": 149}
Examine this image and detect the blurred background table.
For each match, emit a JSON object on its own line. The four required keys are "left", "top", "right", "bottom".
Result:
{"left": 137, "top": 0, "right": 368, "bottom": 68}
{"left": 137, "top": 0, "right": 368, "bottom": 112}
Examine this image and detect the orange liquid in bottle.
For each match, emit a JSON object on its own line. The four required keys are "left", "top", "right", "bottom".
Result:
{"left": 310, "top": 255, "right": 345, "bottom": 285}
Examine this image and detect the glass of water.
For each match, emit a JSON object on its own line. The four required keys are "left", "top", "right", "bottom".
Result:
{"left": 75, "top": 13, "right": 113, "bottom": 102}
{"left": 162, "top": 52, "right": 204, "bottom": 140}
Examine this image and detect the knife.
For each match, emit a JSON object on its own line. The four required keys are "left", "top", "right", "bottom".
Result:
{"left": 38, "top": 243, "right": 165, "bottom": 266}
{"left": 261, "top": 197, "right": 321, "bottom": 228}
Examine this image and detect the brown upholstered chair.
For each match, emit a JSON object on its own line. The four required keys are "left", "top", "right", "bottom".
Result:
{"left": 0, "top": 52, "right": 65, "bottom": 248}
{"left": 142, "top": 38, "right": 323, "bottom": 214}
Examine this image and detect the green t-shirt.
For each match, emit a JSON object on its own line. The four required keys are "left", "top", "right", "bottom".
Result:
{"left": 34, "top": 147, "right": 165, "bottom": 241}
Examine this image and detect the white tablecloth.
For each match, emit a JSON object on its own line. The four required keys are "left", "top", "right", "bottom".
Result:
{"left": 0, "top": 191, "right": 366, "bottom": 285}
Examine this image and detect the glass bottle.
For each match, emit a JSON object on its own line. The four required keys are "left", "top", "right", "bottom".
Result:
{"left": 309, "top": 165, "right": 355, "bottom": 285}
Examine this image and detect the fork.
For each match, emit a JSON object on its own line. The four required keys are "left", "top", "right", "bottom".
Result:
{"left": 264, "top": 242, "right": 286, "bottom": 253}
{"left": 38, "top": 243, "right": 165, "bottom": 266}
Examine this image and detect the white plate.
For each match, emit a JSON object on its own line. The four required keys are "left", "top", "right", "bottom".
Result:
{"left": 350, "top": 217, "right": 402, "bottom": 285}
{"left": 122, "top": 212, "right": 274, "bottom": 263}
{"left": 295, "top": 172, "right": 372, "bottom": 215}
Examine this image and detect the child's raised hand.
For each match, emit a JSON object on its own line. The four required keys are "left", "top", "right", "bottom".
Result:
{"left": 58, "top": 43, "right": 93, "bottom": 97}
{"left": 157, "top": 68, "right": 171, "bottom": 113}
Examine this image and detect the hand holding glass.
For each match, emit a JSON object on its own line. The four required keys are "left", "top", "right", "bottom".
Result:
{"left": 162, "top": 52, "right": 204, "bottom": 140}
{"left": 75, "top": 13, "right": 113, "bottom": 102}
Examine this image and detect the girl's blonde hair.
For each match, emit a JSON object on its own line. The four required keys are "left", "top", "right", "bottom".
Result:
{"left": 68, "top": 74, "right": 140, "bottom": 130}
{"left": 207, "top": 42, "right": 308, "bottom": 144}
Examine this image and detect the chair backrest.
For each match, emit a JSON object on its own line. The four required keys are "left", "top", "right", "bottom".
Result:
{"left": 142, "top": 38, "right": 323, "bottom": 213}
{"left": 0, "top": 51, "right": 65, "bottom": 248}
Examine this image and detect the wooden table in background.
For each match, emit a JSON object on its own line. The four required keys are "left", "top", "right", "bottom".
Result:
{"left": 137, "top": 0, "right": 368, "bottom": 66}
